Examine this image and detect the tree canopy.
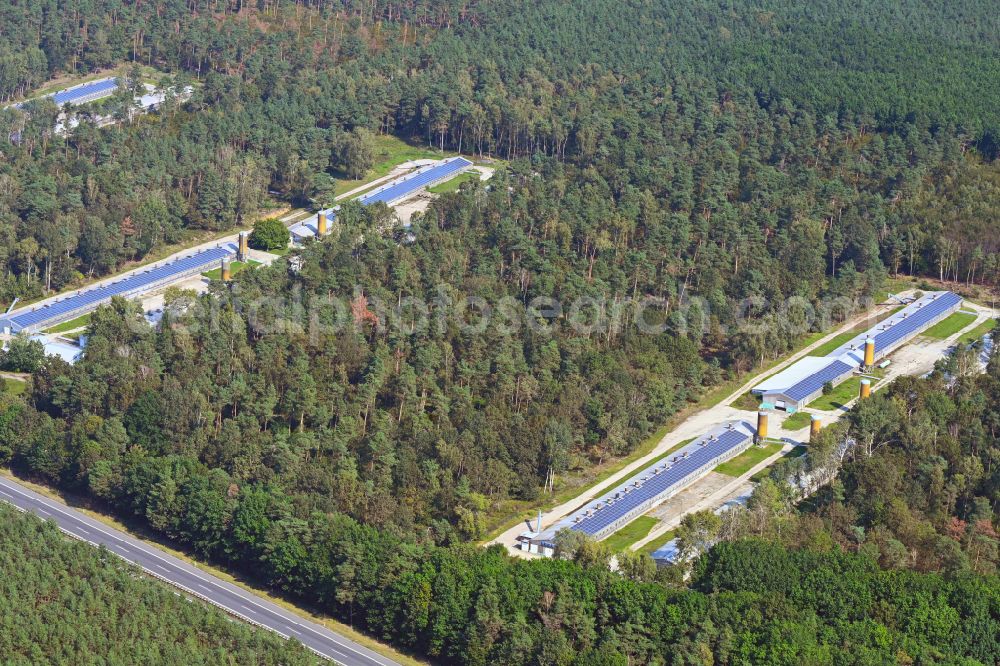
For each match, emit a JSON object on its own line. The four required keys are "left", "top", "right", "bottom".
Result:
{"left": 0, "top": 504, "right": 318, "bottom": 664}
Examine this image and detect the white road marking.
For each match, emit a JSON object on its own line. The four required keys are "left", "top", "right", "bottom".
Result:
{"left": 0, "top": 478, "right": 393, "bottom": 665}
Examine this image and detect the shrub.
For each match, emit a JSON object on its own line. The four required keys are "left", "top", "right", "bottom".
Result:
{"left": 248, "top": 218, "right": 290, "bottom": 251}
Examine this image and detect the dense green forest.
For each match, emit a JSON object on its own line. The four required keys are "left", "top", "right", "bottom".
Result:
{"left": 1, "top": 0, "right": 998, "bottom": 302}
{"left": 2, "top": 347, "right": 999, "bottom": 663}
{"left": 0, "top": 504, "right": 317, "bottom": 664}
{"left": 1, "top": 1, "right": 1000, "bottom": 663}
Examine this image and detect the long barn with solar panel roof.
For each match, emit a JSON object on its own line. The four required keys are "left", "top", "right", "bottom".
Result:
{"left": 0, "top": 244, "right": 237, "bottom": 334}
{"left": 752, "top": 291, "right": 962, "bottom": 411}
{"left": 290, "top": 158, "right": 474, "bottom": 243}
{"left": 358, "top": 157, "right": 472, "bottom": 206}
{"left": 9, "top": 78, "right": 122, "bottom": 110}
{"left": 518, "top": 421, "right": 756, "bottom": 555}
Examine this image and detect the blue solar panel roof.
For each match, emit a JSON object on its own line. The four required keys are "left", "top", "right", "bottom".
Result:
{"left": 759, "top": 292, "right": 962, "bottom": 400}
{"left": 51, "top": 79, "right": 119, "bottom": 105}
{"left": 569, "top": 428, "right": 751, "bottom": 536}
{"left": 359, "top": 157, "right": 472, "bottom": 206}
{"left": 4, "top": 246, "right": 234, "bottom": 330}
{"left": 783, "top": 359, "right": 854, "bottom": 401}
{"left": 871, "top": 292, "right": 962, "bottom": 354}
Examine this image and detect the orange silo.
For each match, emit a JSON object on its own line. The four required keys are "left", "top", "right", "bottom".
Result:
{"left": 756, "top": 410, "right": 769, "bottom": 442}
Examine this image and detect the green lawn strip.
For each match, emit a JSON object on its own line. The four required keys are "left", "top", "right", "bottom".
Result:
{"left": 730, "top": 392, "right": 760, "bottom": 411}
{"left": 602, "top": 516, "right": 660, "bottom": 552}
{"left": 714, "top": 442, "right": 783, "bottom": 477}
{"left": 2, "top": 378, "right": 27, "bottom": 395}
{"left": 873, "top": 277, "right": 920, "bottom": 305}
{"left": 332, "top": 135, "right": 447, "bottom": 196}
{"left": 810, "top": 328, "right": 864, "bottom": 357}
{"left": 957, "top": 318, "right": 997, "bottom": 346}
{"left": 640, "top": 528, "right": 677, "bottom": 554}
{"left": 781, "top": 411, "right": 813, "bottom": 431}
{"left": 283, "top": 209, "right": 315, "bottom": 224}
{"left": 427, "top": 171, "right": 480, "bottom": 194}
{"left": 807, "top": 377, "right": 866, "bottom": 411}
{"left": 921, "top": 312, "right": 977, "bottom": 340}
{"left": 43, "top": 313, "right": 92, "bottom": 334}
{"left": 750, "top": 446, "right": 807, "bottom": 482}
{"left": 202, "top": 260, "right": 260, "bottom": 280}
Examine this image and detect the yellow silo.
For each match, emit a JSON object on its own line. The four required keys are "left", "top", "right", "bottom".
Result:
{"left": 860, "top": 378, "right": 871, "bottom": 399}
{"left": 810, "top": 415, "right": 821, "bottom": 441}
{"left": 864, "top": 338, "right": 875, "bottom": 367}
{"left": 756, "top": 411, "right": 769, "bottom": 442}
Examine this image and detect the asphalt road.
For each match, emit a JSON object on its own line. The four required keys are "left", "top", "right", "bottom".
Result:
{"left": 0, "top": 476, "right": 399, "bottom": 666}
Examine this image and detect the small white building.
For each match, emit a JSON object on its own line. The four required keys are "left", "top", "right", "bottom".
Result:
{"left": 29, "top": 334, "right": 84, "bottom": 364}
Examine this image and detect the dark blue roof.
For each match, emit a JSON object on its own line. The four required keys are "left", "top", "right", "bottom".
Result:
{"left": 359, "top": 158, "right": 472, "bottom": 206}
{"left": 782, "top": 359, "right": 855, "bottom": 401}
{"left": 871, "top": 291, "right": 962, "bottom": 354}
{"left": 570, "top": 428, "right": 751, "bottom": 536}
{"left": 51, "top": 79, "right": 119, "bottom": 105}
{"left": 4, "top": 246, "right": 234, "bottom": 331}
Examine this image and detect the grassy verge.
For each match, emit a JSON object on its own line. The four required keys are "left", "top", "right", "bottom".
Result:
{"left": 873, "top": 277, "right": 919, "bottom": 304}
{"left": 730, "top": 392, "right": 760, "bottom": 411}
{"left": 281, "top": 209, "right": 315, "bottom": 225}
{"left": 807, "top": 377, "right": 865, "bottom": 411}
{"left": 427, "top": 171, "right": 480, "bottom": 194}
{"left": 43, "top": 313, "right": 91, "bottom": 334}
{"left": 810, "top": 328, "right": 864, "bottom": 357}
{"left": 640, "top": 529, "right": 677, "bottom": 554}
{"left": 781, "top": 411, "right": 813, "bottom": 431}
{"left": 957, "top": 318, "right": 997, "bottom": 346}
{"left": 602, "top": 516, "right": 659, "bottom": 552}
{"left": 714, "top": 442, "right": 783, "bottom": 477}
{"left": 749, "top": 446, "right": 807, "bottom": 482}
{"left": 921, "top": 311, "right": 978, "bottom": 340}
{"left": 0, "top": 468, "right": 427, "bottom": 666}
{"left": 332, "top": 135, "right": 446, "bottom": 197}
{"left": 2, "top": 377, "right": 27, "bottom": 395}
{"left": 202, "top": 260, "right": 261, "bottom": 280}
